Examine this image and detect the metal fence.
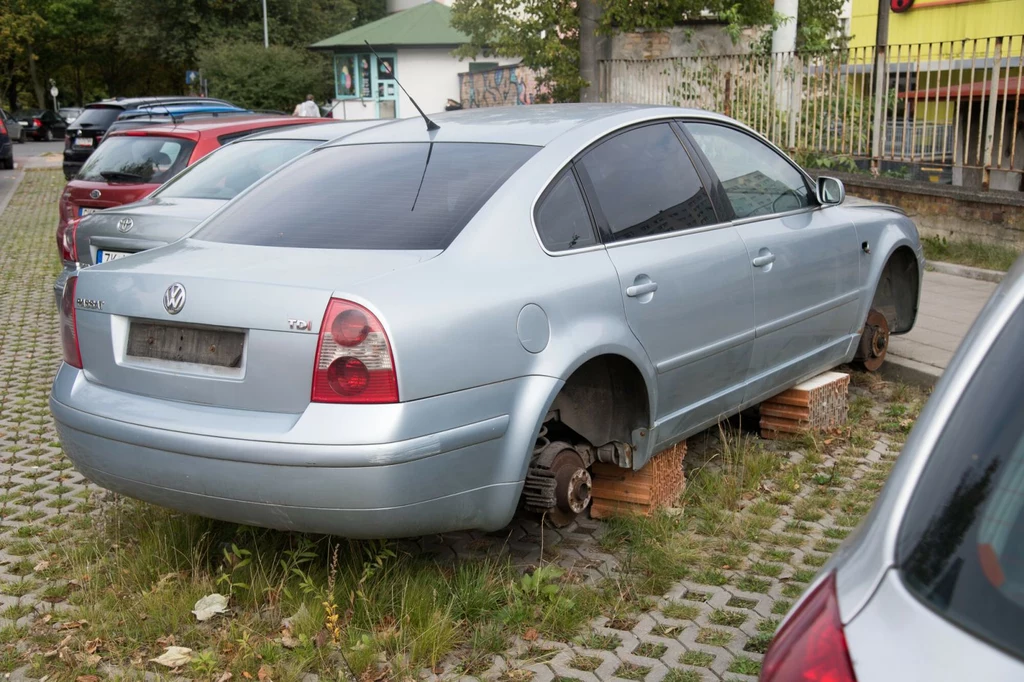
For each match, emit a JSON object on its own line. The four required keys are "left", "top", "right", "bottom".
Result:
{"left": 598, "top": 35, "right": 1024, "bottom": 191}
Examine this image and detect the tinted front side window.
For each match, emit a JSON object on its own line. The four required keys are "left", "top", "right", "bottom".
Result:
{"left": 535, "top": 170, "right": 596, "bottom": 252}
{"left": 578, "top": 123, "right": 716, "bottom": 243}
{"left": 156, "top": 139, "right": 319, "bottom": 200}
{"left": 686, "top": 122, "right": 811, "bottom": 219}
{"left": 77, "top": 136, "right": 196, "bottom": 184}
{"left": 195, "top": 142, "right": 536, "bottom": 250}
{"left": 898, "top": 304, "right": 1024, "bottom": 662}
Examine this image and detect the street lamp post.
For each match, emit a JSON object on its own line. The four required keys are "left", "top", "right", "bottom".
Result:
{"left": 262, "top": 0, "right": 269, "bottom": 48}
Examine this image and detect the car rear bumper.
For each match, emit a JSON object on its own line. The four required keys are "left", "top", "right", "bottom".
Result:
{"left": 54, "top": 263, "right": 79, "bottom": 307}
{"left": 50, "top": 365, "right": 560, "bottom": 538}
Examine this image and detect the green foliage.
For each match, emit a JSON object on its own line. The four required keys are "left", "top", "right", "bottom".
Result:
{"left": 922, "top": 236, "right": 1021, "bottom": 272}
{"left": 519, "top": 565, "right": 567, "bottom": 603}
{"left": 451, "top": 0, "right": 585, "bottom": 103}
{"left": 198, "top": 40, "right": 332, "bottom": 112}
{"left": 601, "top": 0, "right": 774, "bottom": 35}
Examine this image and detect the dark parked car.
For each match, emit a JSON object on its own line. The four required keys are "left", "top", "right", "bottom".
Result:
{"left": 63, "top": 96, "right": 233, "bottom": 179}
{"left": 59, "top": 107, "right": 83, "bottom": 124}
{"left": 13, "top": 108, "right": 67, "bottom": 141}
{"left": 0, "top": 113, "right": 12, "bottom": 169}
{"left": 1, "top": 108, "right": 25, "bottom": 143}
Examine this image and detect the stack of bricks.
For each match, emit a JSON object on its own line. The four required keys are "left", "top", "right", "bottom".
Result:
{"left": 759, "top": 371, "right": 850, "bottom": 440}
{"left": 589, "top": 442, "right": 686, "bottom": 519}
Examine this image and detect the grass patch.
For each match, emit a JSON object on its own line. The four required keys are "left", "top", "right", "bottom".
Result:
{"left": 709, "top": 609, "right": 747, "bottom": 627}
{"left": 744, "top": 633, "right": 774, "bottom": 654}
{"left": 726, "top": 596, "right": 758, "bottom": 609}
{"left": 633, "top": 641, "right": 667, "bottom": 659}
{"left": 695, "top": 628, "right": 732, "bottom": 647}
{"left": 735, "top": 576, "right": 771, "bottom": 593}
{"left": 662, "top": 602, "right": 701, "bottom": 621}
{"left": 922, "top": 235, "right": 1019, "bottom": 272}
{"left": 615, "top": 662, "right": 651, "bottom": 680}
{"left": 663, "top": 670, "right": 702, "bottom": 682}
{"left": 576, "top": 631, "right": 621, "bottom": 650}
{"left": 728, "top": 656, "right": 762, "bottom": 676}
{"left": 569, "top": 655, "right": 603, "bottom": 672}
{"left": 680, "top": 650, "right": 715, "bottom": 667}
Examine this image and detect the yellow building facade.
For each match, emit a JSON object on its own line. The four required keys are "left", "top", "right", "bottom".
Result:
{"left": 849, "top": 0, "right": 1024, "bottom": 48}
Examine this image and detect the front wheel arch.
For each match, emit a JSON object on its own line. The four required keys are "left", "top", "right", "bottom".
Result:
{"left": 869, "top": 245, "right": 920, "bottom": 334}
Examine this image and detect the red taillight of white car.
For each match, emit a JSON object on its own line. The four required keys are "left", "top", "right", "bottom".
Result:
{"left": 56, "top": 217, "right": 80, "bottom": 262}
{"left": 60, "top": 277, "right": 83, "bottom": 369}
{"left": 760, "top": 572, "right": 857, "bottom": 682}
{"left": 311, "top": 299, "right": 398, "bottom": 404}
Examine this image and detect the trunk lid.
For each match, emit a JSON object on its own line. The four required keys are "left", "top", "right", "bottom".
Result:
{"left": 73, "top": 240, "right": 439, "bottom": 412}
{"left": 75, "top": 197, "right": 225, "bottom": 265}
{"left": 65, "top": 179, "right": 160, "bottom": 218}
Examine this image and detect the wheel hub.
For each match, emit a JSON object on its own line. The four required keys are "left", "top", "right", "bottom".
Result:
{"left": 857, "top": 308, "right": 890, "bottom": 372}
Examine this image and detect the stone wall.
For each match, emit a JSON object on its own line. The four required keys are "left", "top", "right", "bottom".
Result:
{"left": 825, "top": 171, "right": 1024, "bottom": 246}
{"left": 610, "top": 23, "right": 759, "bottom": 60}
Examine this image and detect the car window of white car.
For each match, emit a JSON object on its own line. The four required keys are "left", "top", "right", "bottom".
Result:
{"left": 685, "top": 122, "right": 812, "bottom": 220}
{"left": 534, "top": 169, "right": 597, "bottom": 252}
{"left": 898, "top": 304, "right": 1024, "bottom": 661}
{"left": 576, "top": 122, "right": 717, "bottom": 243}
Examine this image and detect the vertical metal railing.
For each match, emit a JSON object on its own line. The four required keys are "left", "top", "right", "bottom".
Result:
{"left": 598, "top": 34, "right": 1023, "bottom": 190}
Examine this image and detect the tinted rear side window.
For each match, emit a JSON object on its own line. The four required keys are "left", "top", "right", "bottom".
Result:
{"left": 195, "top": 142, "right": 536, "bottom": 250}
{"left": 577, "top": 123, "right": 717, "bottom": 243}
{"left": 72, "top": 107, "right": 122, "bottom": 129}
{"left": 898, "top": 303, "right": 1024, "bottom": 662}
{"left": 535, "top": 170, "right": 597, "bottom": 252}
{"left": 76, "top": 136, "right": 196, "bottom": 184}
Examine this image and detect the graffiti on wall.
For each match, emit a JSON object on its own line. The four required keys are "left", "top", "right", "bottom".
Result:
{"left": 459, "top": 65, "right": 546, "bottom": 108}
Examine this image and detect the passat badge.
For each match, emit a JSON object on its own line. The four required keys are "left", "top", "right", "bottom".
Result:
{"left": 163, "top": 282, "right": 186, "bottom": 315}
{"left": 116, "top": 217, "right": 134, "bottom": 233}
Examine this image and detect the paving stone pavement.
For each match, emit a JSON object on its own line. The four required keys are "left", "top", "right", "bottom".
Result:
{"left": 0, "top": 170, "right": 907, "bottom": 682}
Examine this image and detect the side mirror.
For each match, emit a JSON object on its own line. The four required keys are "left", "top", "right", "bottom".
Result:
{"left": 816, "top": 176, "right": 845, "bottom": 206}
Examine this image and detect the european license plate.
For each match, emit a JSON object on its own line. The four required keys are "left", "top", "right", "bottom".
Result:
{"left": 79, "top": 207, "right": 100, "bottom": 216}
{"left": 97, "top": 250, "right": 131, "bottom": 263}
{"left": 17, "top": 121, "right": 28, "bottom": 126}
{"left": 74, "top": 137, "right": 93, "bottom": 148}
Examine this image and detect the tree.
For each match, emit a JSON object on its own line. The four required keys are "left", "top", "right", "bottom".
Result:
{"left": 198, "top": 40, "right": 332, "bottom": 113}
{"left": 452, "top": 0, "right": 847, "bottom": 102}
{"left": 0, "top": 0, "right": 44, "bottom": 108}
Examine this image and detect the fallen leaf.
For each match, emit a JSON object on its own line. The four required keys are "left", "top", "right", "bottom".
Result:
{"left": 522, "top": 628, "right": 539, "bottom": 642}
{"left": 84, "top": 654, "right": 102, "bottom": 666}
{"left": 192, "top": 593, "right": 230, "bottom": 621}
{"left": 57, "top": 620, "right": 88, "bottom": 630}
{"left": 216, "top": 673, "right": 233, "bottom": 682}
{"left": 76, "top": 676, "right": 99, "bottom": 682}
{"left": 149, "top": 646, "right": 193, "bottom": 668}
{"left": 156, "top": 634, "right": 176, "bottom": 647}
{"left": 84, "top": 639, "right": 102, "bottom": 655}
{"left": 257, "top": 665, "right": 273, "bottom": 682}
{"left": 34, "top": 560, "right": 50, "bottom": 572}
{"left": 242, "top": 672, "right": 253, "bottom": 680}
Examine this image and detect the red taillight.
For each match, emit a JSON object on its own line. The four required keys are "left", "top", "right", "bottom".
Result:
{"left": 33, "top": 118, "right": 42, "bottom": 127}
{"left": 57, "top": 217, "right": 80, "bottom": 262}
{"left": 760, "top": 573, "right": 856, "bottom": 682}
{"left": 0, "top": 119, "right": 7, "bottom": 136}
{"left": 311, "top": 299, "right": 397, "bottom": 404}
{"left": 60, "top": 277, "right": 83, "bottom": 369}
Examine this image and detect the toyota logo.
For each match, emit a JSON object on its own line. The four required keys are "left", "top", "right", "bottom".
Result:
{"left": 163, "top": 283, "right": 186, "bottom": 315}
{"left": 116, "top": 217, "right": 134, "bottom": 233}
{"left": 89, "top": 189, "right": 101, "bottom": 199}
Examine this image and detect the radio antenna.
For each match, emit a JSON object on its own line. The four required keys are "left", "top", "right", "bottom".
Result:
{"left": 364, "top": 40, "right": 439, "bottom": 131}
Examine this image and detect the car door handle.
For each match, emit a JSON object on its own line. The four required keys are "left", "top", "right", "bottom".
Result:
{"left": 752, "top": 252, "right": 776, "bottom": 268}
{"left": 626, "top": 282, "right": 659, "bottom": 297}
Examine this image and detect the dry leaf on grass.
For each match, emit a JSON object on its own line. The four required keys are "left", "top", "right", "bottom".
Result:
{"left": 216, "top": 673, "right": 233, "bottom": 682}
{"left": 193, "top": 593, "right": 230, "bottom": 621}
{"left": 76, "top": 676, "right": 99, "bottom": 682}
{"left": 522, "top": 628, "right": 539, "bottom": 641}
{"left": 257, "top": 665, "right": 273, "bottom": 682}
{"left": 150, "top": 646, "right": 193, "bottom": 668}
{"left": 57, "top": 620, "right": 88, "bottom": 630}
{"left": 279, "top": 629, "right": 300, "bottom": 649}
{"left": 34, "top": 560, "right": 50, "bottom": 572}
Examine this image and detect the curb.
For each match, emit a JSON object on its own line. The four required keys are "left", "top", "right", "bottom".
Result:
{"left": 879, "top": 355, "right": 941, "bottom": 389}
{"left": 926, "top": 260, "right": 1005, "bottom": 283}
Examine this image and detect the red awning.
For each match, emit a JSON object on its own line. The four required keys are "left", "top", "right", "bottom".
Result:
{"left": 900, "top": 77, "right": 1024, "bottom": 101}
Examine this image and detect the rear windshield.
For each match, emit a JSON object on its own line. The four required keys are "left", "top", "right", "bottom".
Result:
{"left": 72, "top": 106, "right": 122, "bottom": 129}
{"left": 194, "top": 142, "right": 536, "bottom": 250}
{"left": 156, "top": 139, "right": 320, "bottom": 200}
{"left": 898, "top": 303, "right": 1024, "bottom": 662}
{"left": 76, "top": 135, "right": 196, "bottom": 184}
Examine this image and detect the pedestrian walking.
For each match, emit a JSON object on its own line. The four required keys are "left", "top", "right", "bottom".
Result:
{"left": 294, "top": 94, "right": 321, "bottom": 118}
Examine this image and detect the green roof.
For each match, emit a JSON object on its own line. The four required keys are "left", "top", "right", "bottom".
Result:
{"left": 310, "top": 2, "right": 469, "bottom": 50}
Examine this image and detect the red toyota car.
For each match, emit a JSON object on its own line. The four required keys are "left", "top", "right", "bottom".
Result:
{"left": 57, "top": 116, "right": 329, "bottom": 250}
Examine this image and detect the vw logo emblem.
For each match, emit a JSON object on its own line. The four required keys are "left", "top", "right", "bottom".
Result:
{"left": 116, "top": 217, "right": 134, "bottom": 233}
{"left": 89, "top": 189, "right": 101, "bottom": 199}
{"left": 163, "top": 282, "right": 186, "bottom": 315}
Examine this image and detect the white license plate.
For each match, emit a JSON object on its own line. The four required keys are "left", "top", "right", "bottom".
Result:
{"left": 74, "top": 137, "right": 94, "bottom": 148}
{"left": 79, "top": 207, "right": 100, "bottom": 216}
{"left": 17, "top": 121, "right": 28, "bottom": 126}
{"left": 97, "top": 250, "right": 131, "bottom": 263}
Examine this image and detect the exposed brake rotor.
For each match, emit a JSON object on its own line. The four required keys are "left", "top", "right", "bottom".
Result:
{"left": 856, "top": 308, "right": 890, "bottom": 372}
{"left": 522, "top": 441, "right": 593, "bottom": 527}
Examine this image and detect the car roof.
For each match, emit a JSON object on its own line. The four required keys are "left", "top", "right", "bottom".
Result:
{"left": 105, "top": 116, "right": 323, "bottom": 140}
{"left": 84, "top": 97, "right": 232, "bottom": 110}
{"left": 242, "top": 119, "right": 389, "bottom": 142}
{"left": 324, "top": 103, "right": 732, "bottom": 147}
{"left": 118, "top": 105, "right": 247, "bottom": 119}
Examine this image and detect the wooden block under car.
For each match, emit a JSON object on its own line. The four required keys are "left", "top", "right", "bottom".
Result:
{"left": 759, "top": 371, "right": 850, "bottom": 440}
{"left": 589, "top": 442, "right": 686, "bottom": 519}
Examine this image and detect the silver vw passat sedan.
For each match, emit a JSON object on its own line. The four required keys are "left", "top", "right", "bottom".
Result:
{"left": 761, "top": 256, "right": 1024, "bottom": 681}
{"left": 51, "top": 105, "right": 923, "bottom": 538}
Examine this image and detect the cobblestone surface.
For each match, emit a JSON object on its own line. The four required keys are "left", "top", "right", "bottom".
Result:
{"left": 0, "top": 170, "right": 906, "bottom": 681}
